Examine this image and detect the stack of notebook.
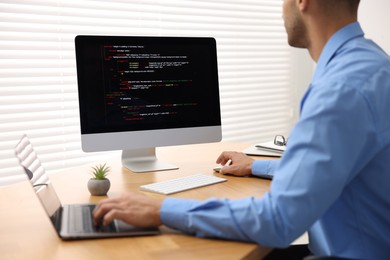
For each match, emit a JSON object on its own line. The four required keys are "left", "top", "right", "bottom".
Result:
{"left": 242, "top": 140, "right": 285, "bottom": 157}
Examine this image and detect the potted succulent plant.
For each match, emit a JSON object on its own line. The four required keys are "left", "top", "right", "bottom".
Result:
{"left": 88, "top": 163, "right": 111, "bottom": 196}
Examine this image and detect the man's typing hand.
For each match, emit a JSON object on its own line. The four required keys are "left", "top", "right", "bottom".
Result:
{"left": 93, "top": 191, "right": 163, "bottom": 228}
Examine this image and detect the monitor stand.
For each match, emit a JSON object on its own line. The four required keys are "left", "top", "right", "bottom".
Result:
{"left": 121, "top": 148, "right": 178, "bottom": 173}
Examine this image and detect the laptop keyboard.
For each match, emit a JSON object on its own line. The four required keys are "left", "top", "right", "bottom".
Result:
{"left": 69, "top": 204, "right": 116, "bottom": 233}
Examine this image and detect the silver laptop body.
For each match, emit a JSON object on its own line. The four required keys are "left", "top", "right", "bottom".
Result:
{"left": 14, "top": 134, "right": 159, "bottom": 240}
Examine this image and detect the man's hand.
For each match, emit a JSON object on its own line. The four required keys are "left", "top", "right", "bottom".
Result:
{"left": 216, "top": 151, "right": 254, "bottom": 177}
{"left": 93, "top": 191, "right": 163, "bottom": 227}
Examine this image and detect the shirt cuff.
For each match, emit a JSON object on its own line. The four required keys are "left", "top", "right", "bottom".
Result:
{"left": 160, "top": 197, "right": 198, "bottom": 232}
{"left": 252, "top": 160, "right": 276, "bottom": 179}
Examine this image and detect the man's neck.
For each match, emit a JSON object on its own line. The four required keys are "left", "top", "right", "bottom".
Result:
{"left": 305, "top": 15, "right": 357, "bottom": 62}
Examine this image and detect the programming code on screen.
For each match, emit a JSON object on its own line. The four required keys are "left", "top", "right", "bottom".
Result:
{"left": 76, "top": 36, "right": 220, "bottom": 134}
{"left": 102, "top": 44, "right": 199, "bottom": 124}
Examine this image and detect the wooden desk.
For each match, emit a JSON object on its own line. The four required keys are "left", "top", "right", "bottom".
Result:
{"left": 0, "top": 142, "right": 274, "bottom": 259}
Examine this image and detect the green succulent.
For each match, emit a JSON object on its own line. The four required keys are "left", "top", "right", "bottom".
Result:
{"left": 90, "top": 163, "right": 110, "bottom": 180}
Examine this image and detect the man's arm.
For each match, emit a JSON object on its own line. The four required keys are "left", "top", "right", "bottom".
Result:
{"left": 216, "top": 151, "right": 279, "bottom": 179}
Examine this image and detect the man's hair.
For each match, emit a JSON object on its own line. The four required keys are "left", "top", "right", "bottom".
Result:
{"left": 320, "top": 0, "right": 360, "bottom": 14}
{"left": 345, "top": 0, "right": 360, "bottom": 12}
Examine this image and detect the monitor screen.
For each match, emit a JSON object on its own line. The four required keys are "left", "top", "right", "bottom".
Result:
{"left": 75, "top": 35, "right": 222, "bottom": 172}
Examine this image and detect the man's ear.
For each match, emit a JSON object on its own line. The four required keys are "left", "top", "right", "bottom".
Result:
{"left": 298, "top": 0, "right": 310, "bottom": 12}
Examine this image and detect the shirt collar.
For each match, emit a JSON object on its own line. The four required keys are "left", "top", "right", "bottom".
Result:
{"left": 312, "top": 22, "right": 364, "bottom": 81}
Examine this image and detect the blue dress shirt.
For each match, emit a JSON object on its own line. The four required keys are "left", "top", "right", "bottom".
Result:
{"left": 160, "top": 22, "right": 390, "bottom": 259}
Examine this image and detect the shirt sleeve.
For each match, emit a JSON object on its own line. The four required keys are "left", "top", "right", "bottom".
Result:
{"left": 251, "top": 160, "right": 279, "bottom": 179}
{"left": 160, "top": 195, "right": 292, "bottom": 246}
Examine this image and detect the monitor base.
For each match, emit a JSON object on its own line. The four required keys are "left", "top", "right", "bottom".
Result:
{"left": 121, "top": 148, "right": 178, "bottom": 173}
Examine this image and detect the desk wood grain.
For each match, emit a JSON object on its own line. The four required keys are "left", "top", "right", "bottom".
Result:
{"left": 0, "top": 142, "right": 274, "bottom": 259}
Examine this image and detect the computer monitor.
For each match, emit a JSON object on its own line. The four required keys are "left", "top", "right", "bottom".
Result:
{"left": 75, "top": 35, "right": 222, "bottom": 172}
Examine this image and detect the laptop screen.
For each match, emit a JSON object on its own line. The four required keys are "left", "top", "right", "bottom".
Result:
{"left": 14, "top": 135, "right": 62, "bottom": 220}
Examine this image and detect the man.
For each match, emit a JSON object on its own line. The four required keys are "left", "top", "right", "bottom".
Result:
{"left": 93, "top": 0, "right": 390, "bottom": 258}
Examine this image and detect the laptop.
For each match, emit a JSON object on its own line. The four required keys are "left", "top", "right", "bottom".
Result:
{"left": 14, "top": 134, "right": 160, "bottom": 240}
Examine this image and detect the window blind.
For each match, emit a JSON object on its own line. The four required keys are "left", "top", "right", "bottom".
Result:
{"left": 0, "top": 0, "right": 294, "bottom": 185}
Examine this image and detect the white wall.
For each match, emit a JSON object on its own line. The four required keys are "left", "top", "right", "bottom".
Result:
{"left": 289, "top": 47, "right": 312, "bottom": 126}
{"left": 359, "top": 0, "right": 390, "bottom": 53}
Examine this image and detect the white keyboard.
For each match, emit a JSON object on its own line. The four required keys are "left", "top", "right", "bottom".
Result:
{"left": 140, "top": 174, "right": 227, "bottom": 195}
